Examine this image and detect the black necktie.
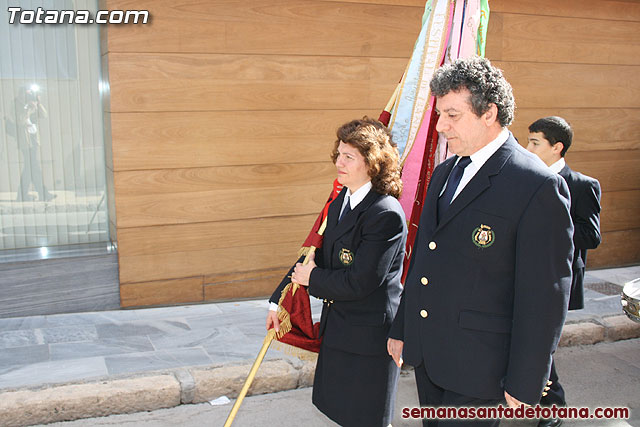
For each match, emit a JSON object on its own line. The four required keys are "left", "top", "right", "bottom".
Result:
{"left": 438, "top": 156, "right": 471, "bottom": 220}
{"left": 338, "top": 197, "right": 351, "bottom": 222}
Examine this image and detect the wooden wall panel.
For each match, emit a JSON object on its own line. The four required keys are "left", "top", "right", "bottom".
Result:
{"left": 115, "top": 182, "right": 330, "bottom": 227}
{"left": 106, "top": 0, "right": 423, "bottom": 56}
{"left": 589, "top": 229, "right": 640, "bottom": 268}
{"left": 495, "top": 62, "right": 640, "bottom": 109}
{"left": 569, "top": 150, "right": 640, "bottom": 193}
{"left": 120, "top": 277, "right": 203, "bottom": 307}
{"left": 203, "top": 267, "right": 291, "bottom": 301}
{"left": 115, "top": 163, "right": 334, "bottom": 195}
{"left": 600, "top": 191, "right": 640, "bottom": 233}
{"left": 108, "top": 54, "right": 404, "bottom": 113}
{"left": 119, "top": 242, "right": 297, "bottom": 283}
{"left": 110, "top": 110, "right": 377, "bottom": 171}
{"left": 490, "top": 0, "right": 640, "bottom": 21}
{"left": 117, "top": 215, "right": 315, "bottom": 257}
{"left": 105, "top": 0, "right": 640, "bottom": 307}
{"left": 484, "top": 1, "right": 640, "bottom": 269}
{"left": 488, "top": 13, "right": 640, "bottom": 65}
{"left": 510, "top": 108, "right": 640, "bottom": 153}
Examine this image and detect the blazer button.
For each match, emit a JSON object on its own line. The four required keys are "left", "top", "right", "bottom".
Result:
{"left": 420, "top": 310, "right": 428, "bottom": 318}
{"left": 428, "top": 241, "right": 437, "bottom": 250}
{"left": 420, "top": 277, "right": 429, "bottom": 286}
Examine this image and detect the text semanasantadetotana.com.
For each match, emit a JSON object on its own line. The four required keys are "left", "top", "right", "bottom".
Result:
{"left": 402, "top": 404, "right": 630, "bottom": 420}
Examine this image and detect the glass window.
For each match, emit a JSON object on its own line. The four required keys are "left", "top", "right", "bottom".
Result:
{"left": 0, "top": 0, "right": 110, "bottom": 256}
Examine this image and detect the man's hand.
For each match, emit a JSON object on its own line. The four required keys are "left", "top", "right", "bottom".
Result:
{"left": 266, "top": 309, "right": 280, "bottom": 333}
{"left": 292, "top": 252, "right": 316, "bottom": 286}
{"left": 504, "top": 390, "right": 529, "bottom": 409}
{"left": 387, "top": 338, "right": 404, "bottom": 368}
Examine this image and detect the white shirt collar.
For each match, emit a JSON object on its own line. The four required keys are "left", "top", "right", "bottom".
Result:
{"left": 443, "top": 128, "right": 510, "bottom": 201}
{"left": 467, "top": 128, "right": 510, "bottom": 168}
{"left": 344, "top": 181, "right": 372, "bottom": 210}
{"left": 549, "top": 157, "right": 566, "bottom": 174}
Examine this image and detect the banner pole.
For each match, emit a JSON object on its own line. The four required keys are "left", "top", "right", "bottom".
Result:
{"left": 224, "top": 329, "right": 276, "bottom": 427}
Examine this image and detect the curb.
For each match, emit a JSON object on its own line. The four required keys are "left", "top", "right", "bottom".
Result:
{"left": 559, "top": 314, "right": 640, "bottom": 346}
{"left": 1, "top": 316, "right": 639, "bottom": 426}
{"left": 0, "top": 358, "right": 316, "bottom": 427}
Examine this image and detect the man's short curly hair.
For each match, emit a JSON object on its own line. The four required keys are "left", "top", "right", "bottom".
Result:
{"left": 430, "top": 56, "right": 515, "bottom": 127}
{"left": 331, "top": 117, "right": 403, "bottom": 199}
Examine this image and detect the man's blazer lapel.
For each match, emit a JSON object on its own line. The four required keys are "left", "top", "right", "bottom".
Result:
{"left": 436, "top": 136, "right": 516, "bottom": 231}
{"left": 422, "top": 157, "right": 455, "bottom": 233}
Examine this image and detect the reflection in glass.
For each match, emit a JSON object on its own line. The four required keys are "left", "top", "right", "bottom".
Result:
{"left": 0, "top": 0, "right": 109, "bottom": 253}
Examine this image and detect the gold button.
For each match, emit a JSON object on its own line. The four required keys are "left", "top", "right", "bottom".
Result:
{"left": 420, "top": 310, "right": 428, "bottom": 318}
{"left": 542, "top": 392, "right": 548, "bottom": 397}
{"left": 429, "top": 241, "right": 437, "bottom": 250}
{"left": 547, "top": 381, "right": 553, "bottom": 386}
{"left": 421, "top": 277, "right": 429, "bottom": 286}
{"left": 544, "top": 387, "right": 550, "bottom": 391}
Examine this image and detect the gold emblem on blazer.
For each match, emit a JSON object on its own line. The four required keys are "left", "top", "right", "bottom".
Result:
{"left": 472, "top": 224, "right": 495, "bottom": 248}
{"left": 339, "top": 248, "right": 354, "bottom": 266}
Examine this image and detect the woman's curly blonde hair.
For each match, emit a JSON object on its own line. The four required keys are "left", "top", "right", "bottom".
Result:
{"left": 331, "top": 117, "right": 403, "bottom": 199}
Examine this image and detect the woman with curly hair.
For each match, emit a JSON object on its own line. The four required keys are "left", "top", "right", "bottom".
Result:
{"left": 267, "top": 117, "right": 407, "bottom": 426}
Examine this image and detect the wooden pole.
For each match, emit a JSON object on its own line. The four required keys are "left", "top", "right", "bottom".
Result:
{"left": 223, "top": 328, "right": 276, "bottom": 427}
{"left": 224, "top": 218, "right": 326, "bottom": 426}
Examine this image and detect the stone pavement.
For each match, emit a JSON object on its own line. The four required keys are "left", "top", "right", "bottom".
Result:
{"left": 0, "top": 266, "right": 639, "bottom": 426}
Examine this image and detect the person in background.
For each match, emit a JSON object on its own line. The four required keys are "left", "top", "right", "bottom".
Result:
{"left": 527, "top": 116, "right": 602, "bottom": 427}
{"left": 15, "top": 86, "right": 55, "bottom": 202}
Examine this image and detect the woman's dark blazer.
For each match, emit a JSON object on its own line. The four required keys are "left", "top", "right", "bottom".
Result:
{"left": 270, "top": 187, "right": 407, "bottom": 355}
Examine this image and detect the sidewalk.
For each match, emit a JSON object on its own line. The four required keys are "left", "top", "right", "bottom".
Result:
{"left": 1, "top": 266, "right": 639, "bottom": 426}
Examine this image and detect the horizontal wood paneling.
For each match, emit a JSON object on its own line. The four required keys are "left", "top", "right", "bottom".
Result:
{"left": 600, "top": 190, "right": 640, "bottom": 233}
{"left": 117, "top": 215, "right": 315, "bottom": 256}
{"left": 204, "top": 267, "right": 291, "bottom": 286}
{"left": 103, "top": 0, "right": 640, "bottom": 307}
{"left": 115, "top": 163, "right": 334, "bottom": 195}
{"left": 510, "top": 108, "right": 640, "bottom": 153}
{"left": 120, "top": 276, "right": 203, "bottom": 307}
{"left": 569, "top": 150, "right": 640, "bottom": 193}
{"left": 589, "top": 228, "right": 640, "bottom": 268}
{"left": 494, "top": 62, "right": 640, "bottom": 109}
{"left": 204, "top": 279, "right": 277, "bottom": 301}
{"left": 108, "top": 54, "right": 403, "bottom": 112}
{"left": 106, "top": 0, "right": 422, "bottom": 56}
{"left": 115, "top": 182, "right": 330, "bottom": 228}
{"left": 109, "top": 110, "right": 378, "bottom": 171}
{"left": 317, "top": 0, "right": 426, "bottom": 5}
{"left": 487, "top": 13, "right": 640, "bottom": 65}
{"left": 486, "top": 0, "right": 640, "bottom": 271}
{"left": 203, "top": 267, "right": 291, "bottom": 301}
{"left": 490, "top": 0, "right": 640, "bottom": 21}
{"left": 118, "top": 242, "right": 297, "bottom": 283}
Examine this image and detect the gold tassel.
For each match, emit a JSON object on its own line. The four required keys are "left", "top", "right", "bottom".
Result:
{"left": 274, "top": 281, "right": 295, "bottom": 340}
{"left": 271, "top": 340, "right": 318, "bottom": 361}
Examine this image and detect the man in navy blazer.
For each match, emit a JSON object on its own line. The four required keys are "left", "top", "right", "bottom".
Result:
{"left": 527, "top": 116, "right": 601, "bottom": 426}
{"left": 388, "top": 57, "right": 574, "bottom": 427}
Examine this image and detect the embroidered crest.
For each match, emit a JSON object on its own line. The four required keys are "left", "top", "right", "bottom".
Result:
{"left": 472, "top": 224, "right": 495, "bottom": 248}
{"left": 339, "top": 248, "right": 354, "bottom": 266}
